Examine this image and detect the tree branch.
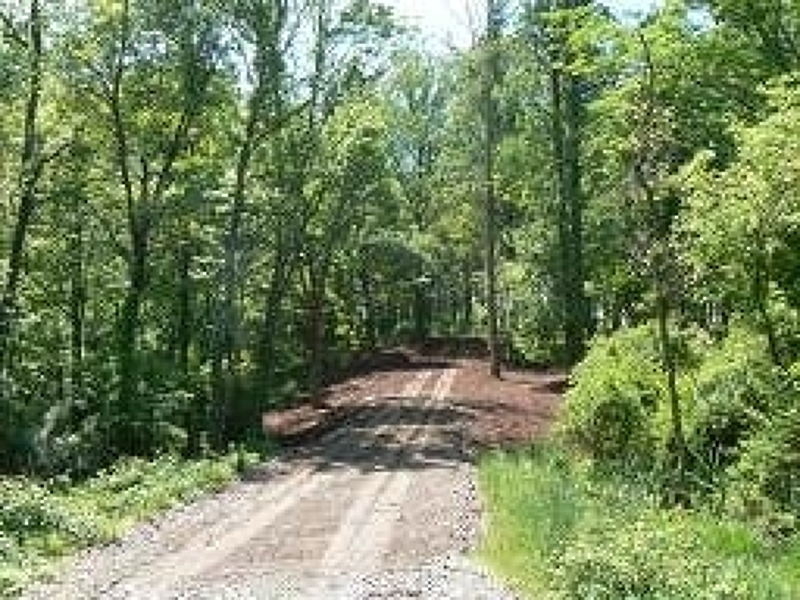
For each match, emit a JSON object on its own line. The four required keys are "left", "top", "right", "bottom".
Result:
{"left": 0, "top": 11, "right": 26, "bottom": 48}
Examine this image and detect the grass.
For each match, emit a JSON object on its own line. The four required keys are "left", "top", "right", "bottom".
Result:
{"left": 0, "top": 450, "right": 260, "bottom": 597}
{"left": 477, "top": 444, "right": 800, "bottom": 599}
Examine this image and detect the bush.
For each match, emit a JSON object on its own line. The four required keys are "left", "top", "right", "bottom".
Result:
{"left": 548, "top": 513, "right": 774, "bottom": 599}
{"left": 560, "top": 325, "right": 665, "bottom": 464}
{"left": 729, "top": 404, "right": 800, "bottom": 525}
{"left": 0, "top": 452, "right": 252, "bottom": 596}
{"left": 0, "top": 479, "right": 94, "bottom": 544}
{"left": 686, "top": 329, "right": 786, "bottom": 472}
{"left": 479, "top": 446, "right": 800, "bottom": 599}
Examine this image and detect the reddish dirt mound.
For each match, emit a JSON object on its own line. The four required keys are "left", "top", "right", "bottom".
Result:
{"left": 450, "top": 360, "right": 563, "bottom": 449}
{"left": 263, "top": 356, "right": 563, "bottom": 449}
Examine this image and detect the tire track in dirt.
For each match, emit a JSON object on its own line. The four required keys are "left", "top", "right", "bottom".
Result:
{"left": 315, "top": 368, "right": 457, "bottom": 577}
{"left": 120, "top": 369, "right": 439, "bottom": 595}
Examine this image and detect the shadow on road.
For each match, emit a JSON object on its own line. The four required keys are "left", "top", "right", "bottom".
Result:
{"left": 252, "top": 401, "right": 474, "bottom": 479}
{"left": 255, "top": 359, "right": 565, "bottom": 482}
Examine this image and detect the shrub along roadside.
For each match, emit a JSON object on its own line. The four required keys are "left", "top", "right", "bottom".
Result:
{"left": 497, "top": 323, "right": 800, "bottom": 597}
{"left": 478, "top": 446, "right": 800, "bottom": 599}
{"left": 559, "top": 324, "right": 800, "bottom": 516}
{"left": 0, "top": 451, "right": 258, "bottom": 597}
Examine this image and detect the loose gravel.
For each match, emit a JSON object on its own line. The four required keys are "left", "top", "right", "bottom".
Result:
{"left": 22, "top": 367, "right": 518, "bottom": 600}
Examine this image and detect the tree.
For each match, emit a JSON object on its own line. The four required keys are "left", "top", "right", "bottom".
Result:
{"left": 484, "top": 0, "right": 503, "bottom": 377}
{"left": 0, "top": 0, "right": 45, "bottom": 464}
{"left": 631, "top": 29, "right": 688, "bottom": 502}
{"left": 212, "top": 0, "right": 290, "bottom": 441}
{"left": 679, "top": 79, "right": 800, "bottom": 368}
{"left": 702, "top": 0, "right": 800, "bottom": 73}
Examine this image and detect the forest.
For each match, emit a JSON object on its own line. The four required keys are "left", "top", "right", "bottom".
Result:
{"left": 2, "top": 0, "right": 800, "bottom": 597}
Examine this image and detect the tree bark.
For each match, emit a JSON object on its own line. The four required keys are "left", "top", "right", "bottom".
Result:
{"left": 550, "top": 68, "right": 585, "bottom": 364}
{"left": 68, "top": 178, "right": 87, "bottom": 420}
{"left": 562, "top": 63, "right": 587, "bottom": 364}
{"left": 116, "top": 218, "right": 149, "bottom": 455}
{"left": 0, "top": 0, "right": 43, "bottom": 408}
{"left": 635, "top": 29, "right": 687, "bottom": 504}
{"left": 177, "top": 243, "right": 192, "bottom": 375}
{"left": 307, "top": 269, "right": 326, "bottom": 401}
{"left": 484, "top": 0, "right": 501, "bottom": 378}
{"left": 258, "top": 234, "right": 292, "bottom": 402}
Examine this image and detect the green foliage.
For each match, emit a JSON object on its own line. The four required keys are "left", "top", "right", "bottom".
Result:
{"left": 560, "top": 325, "right": 664, "bottom": 464}
{"left": 678, "top": 77, "right": 800, "bottom": 364}
{"left": 685, "top": 329, "right": 786, "bottom": 470}
{"left": 564, "top": 322, "right": 800, "bottom": 502}
{"left": 479, "top": 446, "right": 800, "bottom": 599}
{"left": 549, "top": 511, "right": 783, "bottom": 599}
{"left": 729, "top": 404, "right": 800, "bottom": 525}
{"left": 0, "top": 453, "right": 249, "bottom": 596}
{"left": 0, "top": 479, "right": 93, "bottom": 544}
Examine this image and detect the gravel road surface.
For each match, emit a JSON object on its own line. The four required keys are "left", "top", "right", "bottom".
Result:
{"left": 22, "top": 365, "right": 520, "bottom": 600}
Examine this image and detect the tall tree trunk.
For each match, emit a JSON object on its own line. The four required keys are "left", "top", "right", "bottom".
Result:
{"left": 635, "top": 30, "right": 687, "bottom": 504}
{"left": 218, "top": 107, "right": 258, "bottom": 397}
{"left": 548, "top": 0, "right": 588, "bottom": 367}
{"left": 656, "top": 276, "right": 687, "bottom": 505}
{"left": 258, "top": 237, "right": 292, "bottom": 404}
{"left": 117, "top": 220, "right": 149, "bottom": 455}
{"left": 307, "top": 269, "right": 326, "bottom": 401}
{"left": 562, "top": 65, "right": 587, "bottom": 364}
{"left": 69, "top": 183, "right": 87, "bottom": 420}
{"left": 212, "top": 128, "right": 253, "bottom": 428}
{"left": 0, "top": 0, "right": 43, "bottom": 411}
{"left": 462, "top": 259, "right": 473, "bottom": 333}
{"left": 358, "top": 260, "right": 377, "bottom": 350}
{"left": 177, "top": 243, "right": 192, "bottom": 375}
{"left": 551, "top": 73, "right": 585, "bottom": 365}
{"left": 484, "top": 0, "right": 501, "bottom": 378}
{"left": 550, "top": 65, "right": 569, "bottom": 363}
{"left": 107, "top": 0, "right": 210, "bottom": 453}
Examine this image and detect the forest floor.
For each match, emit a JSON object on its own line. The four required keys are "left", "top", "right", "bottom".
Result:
{"left": 22, "top": 354, "right": 562, "bottom": 599}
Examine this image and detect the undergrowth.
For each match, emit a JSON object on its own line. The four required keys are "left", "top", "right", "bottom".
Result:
{"left": 0, "top": 451, "right": 259, "bottom": 597}
{"left": 478, "top": 445, "right": 800, "bottom": 599}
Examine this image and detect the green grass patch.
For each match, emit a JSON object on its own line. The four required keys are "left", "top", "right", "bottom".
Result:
{"left": 478, "top": 445, "right": 800, "bottom": 599}
{"left": 0, "top": 451, "right": 259, "bottom": 597}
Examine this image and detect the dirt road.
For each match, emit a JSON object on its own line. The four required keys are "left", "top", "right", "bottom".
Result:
{"left": 24, "top": 362, "right": 559, "bottom": 599}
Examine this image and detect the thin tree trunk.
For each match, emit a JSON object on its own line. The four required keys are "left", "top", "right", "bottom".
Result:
{"left": 359, "top": 260, "right": 377, "bottom": 350}
{"left": 550, "top": 65, "right": 572, "bottom": 366}
{"left": 0, "top": 0, "right": 43, "bottom": 406}
{"left": 69, "top": 183, "right": 87, "bottom": 420}
{"left": 484, "top": 0, "right": 501, "bottom": 378}
{"left": 462, "top": 260, "right": 473, "bottom": 333}
{"left": 656, "top": 277, "right": 687, "bottom": 505}
{"left": 562, "top": 66, "right": 587, "bottom": 362}
{"left": 219, "top": 109, "right": 257, "bottom": 397}
{"left": 117, "top": 220, "right": 149, "bottom": 455}
{"left": 258, "top": 238, "right": 292, "bottom": 403}
{"left": 177, "top": 244, "right": 192, "bottom": 375}
{"left": 634, "top": 29, "right": 687, "bottom": 504}
{"left": 307, "top": 270, "right": 326, "bottom": 402}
